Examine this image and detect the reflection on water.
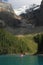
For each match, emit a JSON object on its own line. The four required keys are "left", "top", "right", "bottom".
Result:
{"left": 38, "top": 56, "right": 43, "bottom": 65}
{"left": 0, "top": 55, "right": 43, "bottom": 65}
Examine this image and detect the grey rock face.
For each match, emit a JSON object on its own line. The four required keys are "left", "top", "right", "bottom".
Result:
{"left": 38, "top": 0, "right": 43, "bottom": 26}
{"left": 0, "top": 20, "right": 5, "bottom": 28}
{"left": 0, "top": 2, "right": 20, "bottom": 28}
{"left": 0, "top": 2, "right": 14, "bottom": 13}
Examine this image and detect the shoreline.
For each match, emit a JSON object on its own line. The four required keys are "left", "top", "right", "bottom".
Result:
{"left": 0, "top": 53, "right": 43, "bottom": 56}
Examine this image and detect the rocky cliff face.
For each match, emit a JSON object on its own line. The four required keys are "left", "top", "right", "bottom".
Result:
{"left": 38, "top": 0, "right": 43, "bottom": 26}
{"left": 0, "top": 2, "right": 21, "bottom": 28}
{"left": 0, "top": 2, "right": 14, "bottom": 13}
{"left": 30, "top": 0, "right": 43, "bottom": 26}
{"left": 20, "top": 0, "right": 43, "bottom": 26}
{"left": 1, "top": 1, "right": 43, "bottom": 35}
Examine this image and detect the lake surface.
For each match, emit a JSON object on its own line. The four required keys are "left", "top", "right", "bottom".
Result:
{"left": 0, "top": 55, "right": 43, "bottom": 65}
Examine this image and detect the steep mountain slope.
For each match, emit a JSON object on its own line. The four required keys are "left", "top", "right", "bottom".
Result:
{"left": 20, "top": 0, "right": 43, "bottom": 26}
{"left": 1, "top": 1, "right": 43, "bottom": 35}
{"left": 38, "top": 0, "right": 43, "bottom": 25}
{"left": 0, "top": 2, "right": 21, "bottom": 28}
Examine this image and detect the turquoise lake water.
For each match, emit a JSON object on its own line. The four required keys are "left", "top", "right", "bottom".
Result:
{"left": 0, "top": 55, "right": 43, "bottom": 65}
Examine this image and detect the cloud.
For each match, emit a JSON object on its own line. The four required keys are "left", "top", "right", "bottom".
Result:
{"left": 14, "top": 5, "right": 29, "bottom": 15}
{"left": 8, "top": 0, "right": 42, "bottom": 9}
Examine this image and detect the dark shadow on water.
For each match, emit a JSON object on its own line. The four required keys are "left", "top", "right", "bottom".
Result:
{"left": 38, "top": 56, "right": 43, "bottom": 65}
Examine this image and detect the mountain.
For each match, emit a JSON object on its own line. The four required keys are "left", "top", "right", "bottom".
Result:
{"left": 0, "top": 1, "right": 43, "bottom": 55}
{"left": 20, "top": 4, "right": 40, "bottom": 26}
{"left": 14, "top": 5, "right": 29, "bottom": 15}
{"left": 20, "top": 0, "right": 43, "bottom": 54}
{"left": 20, "top": 0, "right": 43, "bottom": 26}
{"left": 38, "top": 0, "right": 43, "bottom": 26}
{"left": 0, "top": 2, "right": 14, "bottom": 13}
{"left": 0, "top": 2, "right": 21, "bottom": 28}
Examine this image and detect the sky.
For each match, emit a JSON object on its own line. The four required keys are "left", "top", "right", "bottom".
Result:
{"left": 2, "top": 0, "right": 42, "bottom": 15}
{"left": 8, "top": 0, "right": 42, "bottom": 9}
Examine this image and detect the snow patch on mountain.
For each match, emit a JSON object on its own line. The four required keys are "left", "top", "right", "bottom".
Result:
{"left": 14, "top": 5, "right": 29, "bottom": 15}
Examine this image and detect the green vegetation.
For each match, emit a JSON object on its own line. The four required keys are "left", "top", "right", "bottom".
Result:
{"left": 0, "top": 29, "right": 38, "bottom": 55}
{"left": 34, "top": 33, "right": 43, "bottom": 54}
